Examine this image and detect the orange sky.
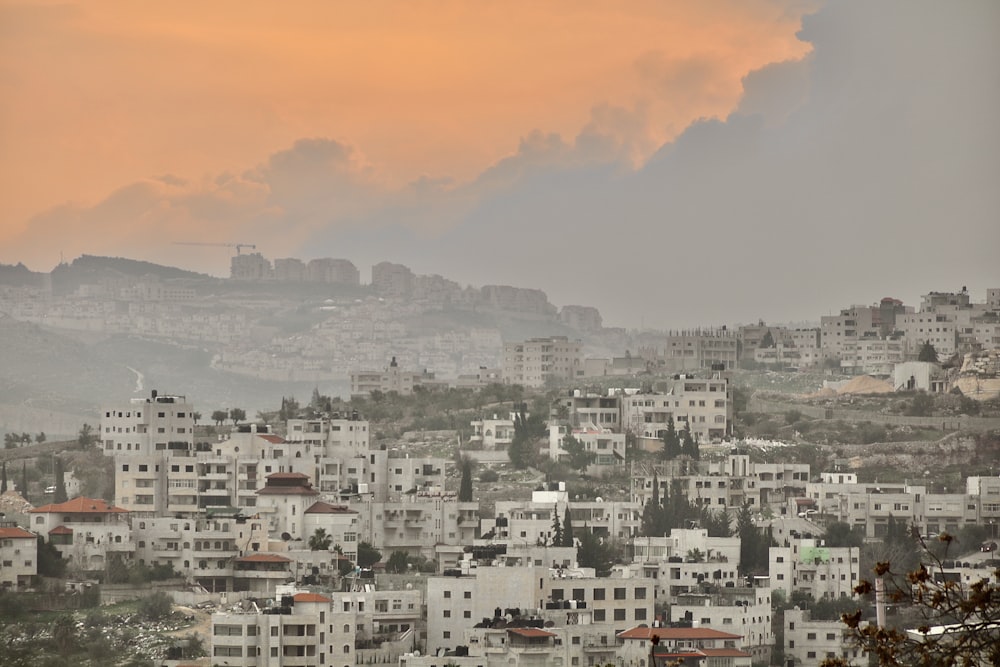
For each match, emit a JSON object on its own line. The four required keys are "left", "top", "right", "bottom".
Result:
{"left": 0, "top": 1, "right": 813, "bottom": 266}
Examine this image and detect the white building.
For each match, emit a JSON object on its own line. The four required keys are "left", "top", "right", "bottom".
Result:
{"left": 0, "top": 524, "right": 37, "bottom": 589}
{"left": 502, "top": 337, "right": 583, "bottom": 388}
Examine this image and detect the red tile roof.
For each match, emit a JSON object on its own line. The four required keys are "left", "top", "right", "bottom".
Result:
{"left": 701, "top": 648, "right": 751, "bottom": 658}
{"left": 0, "top": 526, "right": 36, "bottom": 539}
{"left": 29, "top": 497, "right": 128, "bottom": 514}
{"left": 265, "top": 472, "right": 310, "bottom": 480}
{"left": 48, "top": 525, "right": 73, "bottom": 535}
{"left": 618, "top": 626, "right": 743, "bottom": 641}
{"left": 258, "top": 434, "right": 286, "bottom": 444}
{"left": 507, "top": 628, "right": 556, "bottom": 639}
{"left": 293, "top": 592, "right": 331, "bottom": 603}
{"left": 257, "top": 486, "right": 319, "bottom": 496}
{"left": 305, "top": 501, "right": 357, "bottom": 514}
{"left": 235, "top": 553, "right": 292, "bottom": 563}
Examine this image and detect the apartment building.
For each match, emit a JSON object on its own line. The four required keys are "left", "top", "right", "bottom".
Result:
{"left": 784, "top": 607, "right": 865, "bottom": 666}
{"left": 547, "top": 424, "right": 626, "bottom": 469}
{"left": 28, "top": 497, "right": 132, "bottom": 572}
{"left": 769, "top": 538, "right": 860, "bottom": 600}
{"left": 100, "top": 390, "right": 195, "bottom": 457}
{"left": 426, "top": 565, "right": 655, "bottom": 655}
{"left": 617, "top": 626, "right": 751, "bottom": 667}
{"left": 211, "top": 592, "right": 356, "bottom": 667}
{"left": 306, "top": 258, "right": 360, "bottom": 285}
{"left": 371, "top": 262, "right": 415, "bottom": 297}
{"left": 650, "top": 329, "right": 739, "bottom": 372}
{"left": 555, "top": 390, "right": 623, "bottom": 430}
{"left": 840, "top": 337, "right": 905, "bottom": 375}
{"left": 350, "top": 357, "right": 441, "bottom": 396}
{"left": 629, "top": 530, "right": 742, "bottom": 607}
{"left": 132, "top": 509, "right": 269, "bottom": 593}
{"left": 669, "top": 576, "right": 773, "bottom": 665}
{"left": 0, "top": 524, "right": 37, "bottom": 589}
{"left": 488, "top": 488, "right": 641, "bottom": 545}
{"left": 353, "top": 498, "right": 480, "bottom": 559}
{"left": 621, "top": 374, "right": 732, "bottom": 444}
{"left": 469, "top": 414, "right": 516, "bottom": 450}
{"left": 820, "top": 305, "right": 884, "bottom": 358}
{"left": 230, "top": 252, "right": 272, "bottom": 281}
{"left": 502, "top": 336, "right": 583, "bottom": 388}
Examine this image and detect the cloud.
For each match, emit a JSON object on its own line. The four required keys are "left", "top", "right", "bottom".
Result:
{"left": 3, "top": 1, "right": 996, "bottom": 331}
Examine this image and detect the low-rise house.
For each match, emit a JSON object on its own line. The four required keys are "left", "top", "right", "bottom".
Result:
{"left": 28, "top": 497, "right": 131, "bottom": 572}
{"left": 0, "top": 524, "right": 37, "bottom": 589}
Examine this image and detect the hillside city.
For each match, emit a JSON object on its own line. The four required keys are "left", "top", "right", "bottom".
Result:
{"left": 1, "top": 257, "right": 999, "bottom": 666}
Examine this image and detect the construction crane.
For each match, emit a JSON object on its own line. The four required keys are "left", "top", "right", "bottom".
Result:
{"left": 173, "top": 241, "right": 257, "bottom": 255}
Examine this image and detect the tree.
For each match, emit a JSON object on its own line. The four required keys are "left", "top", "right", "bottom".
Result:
{"left": 52, "top": 615, "right": 77, "bottom": 657}
{"left": 508, "top": 408, "right": 538, "bottom": 470}
{"left": 917, "top": 341, "right": 939, "bottom": 363}
{"left": 386, "top": 550, "right": 410, "bottom": 573}
{"left": 211, "top": 410, "right": 228, "bottom": 426}
{"left": 77, "top": 423, "right": 97, "bottom": 449}
{"left": 308, "top": 528, "right": 332, "bottom": 551}
{"left": 680, "top": 421, "right": 699, "bottom": 460}
{"left": 760, "top": 329, "right": 776, "bottom": 349}
{"left": 53, "top": 457, "right": 68, "bottom": 503}
{"left": 562, "top": 433, "right": 596, "bottom": 471}
{"left": 3, "top": 433, "right": 18, "bottom": 449}
{"left": 641, "top": 474, "right": 662, "bottom": 536}
{"left": 229, "top": 407, "right": 246, "bottom": 425}
{"left": 191, "top": 412, "right": 201, "bottom": 425}
{"left": 138, "top": 591, "right": 174, "bottom": 620}
{"left": 661, "top": 419, "right": 681, "bottom": 460}
{"left": 1, "top": 462, "right": 6, "bottom": 493}
{"left": 822, "top": 534, "right": 1000, "bottom": 667}
{"left": 551, "top": 510, "right": 563, "bottom": 547}
{"left": 20, "top": 462, "right": 28, "bottom": 498}
{"left": 562, "top": 506, "right": 575, "bottom": 547}
{"left": 907, "top": 392, "right": 935, "bottom": 417}
{"left": 736, "top": 504, "right": 772, "bottom": 575}
{"left": 37, "top": 537, "right": 67, "bottom": 577}
{"left": 458, "top": 456, "right": 474, "bottom": 502}
{"left": 357, "top": 541, "right": 382, "bottom": 569}
{"left": 824, "top": 522, "right": 864, "bottom": 549}
{"left": 576, "top": 529, "right": 613, "bottom": 576}
{"left": 35, "top": 431, "right": 46, "bottom": 444}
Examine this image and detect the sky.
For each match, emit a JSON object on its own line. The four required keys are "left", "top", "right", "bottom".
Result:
{"left": 2, "top": 1, "right": 998, "bottom": 329}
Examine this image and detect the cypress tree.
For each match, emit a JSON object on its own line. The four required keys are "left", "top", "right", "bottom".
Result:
{"left": 21, "top": 462, "right": 28, "bottom": 499}
{"left": 1, "top": 462, "right": 7, "bottom": 493}
{"left": 562, "top": 507, "right": 575, "bottom": 547}
{"left": 54, "top": 457, "right": 68, "bottom": 504}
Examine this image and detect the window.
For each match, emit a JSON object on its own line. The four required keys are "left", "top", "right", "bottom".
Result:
{"left": 443, "top": 610, "right": 450, "bottom": 618}
{"left": 593, "top": 610, "right": 605, "bottom": 622}
{"left": 635, "top": 609, "right": 647, "bottom": 621}
{"left": 614, "top": 609, "right": 626, "bottom": 621}
{"left": 464, "top": 591, "right": 472, "bottom": 599}
{"left": 443, "top": 591, "right": 451, "bottom": 599}
{"left": 614, "top": 587, "right": 626, "bottom": 600}
{"left": 593, "top": 588, "right": 605, "bottom": 600}
{"left": 634, "top": 587, "right": 646, "bottom": 600}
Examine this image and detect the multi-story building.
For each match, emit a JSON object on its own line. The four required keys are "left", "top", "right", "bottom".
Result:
{"left": 547, "top": 424, "right": 626, "bottom": 470}
{"left": 555, "top": 390, "right": 623, "bottom": 430}
{"left": 840, "top": 336, "right": 905, "bottom": 375}
{"left": 211, "top": 591, "right": 356, "bottom": 667}
{"left": 306, "top": 258, "right": 360, "bottom": 285}
{"left": 628, "top": 530, "right": 742, "bottom": 607}
{"left": 820, "top": 305, "right": 885, "bottom": 359}
{"left": 0, "top": 524, "right": 37, "bottom": 589}
{"left": 469, "top": 414, "right": 516, "bottom": 450}
{"left": 353, "top": 498, "right": 479, "bottom": 559}
{"left": 350, "top": 357, "right": 441, "bottom": 396}
{"left": 273, "top": 257, "right": 307, "bottom": 281}
{"left": 488, "top": 488, "right": 641, "bottom": 545}
{"left": 653, "top": 329, "right": 740, "bottom": 372}
{"left": 784, "top": 607, "right": 866, "bottom": 666}
{"left": 769, "top": 538, "right": 861, "bottom": 601}
{"left": 132, "top": 509, "right": 269, "bottom": 593}
{"left": 371, "top": 262, "right": 414, "bottom": 297}
{"left": 502, "top": 336, "right": 583, "bottom": 388}
{"left": 28, "top": 497, "right": 132, "bottom": 572}
{"left": 230, "top": 252, "right": 272, "bottom": 281}
{"left": 621, "top": 373, "right": 733, "bottom": 444}
{"left": 617, "top": 626, "right": 752, "bottom": 667}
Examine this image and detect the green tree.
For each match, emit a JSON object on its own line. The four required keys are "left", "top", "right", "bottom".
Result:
{"left": 229, "top": 407, "right": 247, "bottom": 425}
{"left": 308, "top": 528, "right": 332, "bottom": 551}
{"left": 35, "top": 431, "right": 46, "bottom": 444}
{"left": 357, "top": 541, "right": 382, "bottom": 569}
{"left": 77, "top": 423, "right": 97, "bottom": 449}
{"left": 551, "top": 510, "right": 563, "bottom": 547}
{"left": 138, "top": 591, "right": 173, "bottom": 620}
{"left": 661, "top": 419, "right": 682, "bottom": 459}
{"left": 211, "top": 409, "right": 228, "bottom": 426}
{"left": 37, "top": 537, "right": 67, "bottom": 577}
{"left": 386, "top": 550, "right": 409, "bottom": 573}
{"left": 576, "top": 529, "right": 613, "bottom": 576}
{"left": 20, "top": 462, "right": 28, "bottom": 498}
{"left": 562, "top": 433, "right": 596, "bottom": 471}
{"left": 917, "top": 341, "right": 939, "bottom": 363}
{"left": 680, "top": 421, "right": 699, "bottom": 460}
{"left": 458, "top": 456, "right": 474, "bottom": 502}
{"left": 760, "top": 329, "right": 775, "bottom": 349}
{"left": 53, "top": 457, "right": 68, "bottom": 503}
{"left": 1, "top": 462, "right": 6, "bottom": 493}
{"left": 736, "top": 504, "right": 772, "bottom": 575}
{"left": 3, "top": 433, "right": 17, "bottom": 449}
{"left": 51, "top": 615, "right": 77, "bottom": 657}
{"left": 907, "top": 392, "right": 935, "bottom": 417}
{"left": 562, "top": 506, "right": 575, "bottom": 547}
{"left": 508, "top": 408, "right": 539, "bottom": 470}
{"left": 824, "top": 522, "right": 863, "bottom": 549}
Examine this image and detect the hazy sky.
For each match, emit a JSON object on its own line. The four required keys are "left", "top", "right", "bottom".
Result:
{"left": 2, "top": 1, "right": 997, "bottom": 328}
